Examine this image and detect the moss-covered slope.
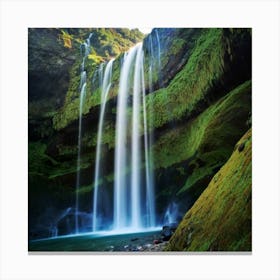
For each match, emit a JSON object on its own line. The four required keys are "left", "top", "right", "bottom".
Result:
{"left": 153, "top": 80, "right": 251, "bottom": 212}
{"left": 165, "top": 129, "right": 252, "bottom": 251}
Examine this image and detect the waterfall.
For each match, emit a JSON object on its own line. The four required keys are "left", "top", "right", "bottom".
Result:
{"left": 130, "top": 45, "right": 143, "bottom": 228}
{"left": 75, "top": 33, "right": 92, "bottom": 233}
{"left": 75, "top": 82, "right": 86, "bottom": 233}
{"left": 164, "top": 202, "right": 179, "bottom": 224}
{"left": 80, "top": 71, "right": 87, "bottom": 90}
{"left": 92, "top": 59, "right": 114, "bottom": 232}
{"left": 114, "top": 45, "right": 138, "bottom": 229}
{"left": 155, "top": 29, "right": 162, "bottom": 74}
{"left": 75, "top": 33, "right": 159, "bottom": 235}
{"left": 143, "top": 55, "right": 155, "bottom": 228}
{"left": 113, "top": 42, "right": 156, "bottom": 231}
{"left": 148, "top": 35, "right": 154, "bottom": 93}
{"left": 98, "top": 63, "right": 104, "bottom": 88}
{"left": 142, "top": 31, "right": 162, "bottom": 228}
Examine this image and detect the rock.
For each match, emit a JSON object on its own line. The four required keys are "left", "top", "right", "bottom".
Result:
{"left": 104, "top": 245, "right": 114, "bottom": 252}
{"left": 137, "top": 246, "right": 144, "bottom": 251}
{"left": 238, "top": 142, "right": 245, "bottom": 152}
{"left": 161, "top": 222, "right": 179, "bottom": 241}
{"left": 168, "top": 222, "right": 178, "bottom": 231}
{"left": 187, "top": 231, "right": 193, "bottom": 246}
{"left": 144, "top": 243, "right": 152, "bottom": 249}
{"left": 161, "top": 227, "right": 172, "bottom": 241}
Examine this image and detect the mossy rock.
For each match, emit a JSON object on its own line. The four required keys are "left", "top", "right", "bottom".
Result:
{"left": 52, "top": 29, "right": 142, "bottom": 131}
{"left": 152, "top": 79, "right": 250, "bottom": 187}
{"left": 145, "top": 28, "right": 251, "bottom": 131}
{"left": 165, "top": 129, "right": 252, "bottom": 251}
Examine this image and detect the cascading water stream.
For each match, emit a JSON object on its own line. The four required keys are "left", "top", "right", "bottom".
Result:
{"left": 38, "top": 30, "right": 164, "bottom": 240}
{"left": 92, "top": 59, "right": 114, "bottom": 232}
{"left": 114, "top": 46, "right": 138, "bottom": 229}
{"left": 155, "top": 30, "right": 162, "bottom": 77}
{"left": 142, "top": 54, "right": 155, "bottom": 228}
{"left": 98, "top": 63, "right": 104, "bottom": 88}
{"left": 75, "top": 33, "right": 159, "bottom": 235}
{"left": 113, "top": 42, "right": 156, "bottom": 231}
{"left": 130, "top": 45, "right": 143, "bottom": 229}
{"left": 75, "top": 82, "right": 87, "bottom": 233}
{"left": 75, "top": 33, "right": 92, "bottom": 233}
{"left": 164, "top": 202, "right": 179, "bottom": 224}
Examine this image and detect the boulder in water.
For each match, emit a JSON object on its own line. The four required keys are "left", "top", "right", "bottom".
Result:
{"left": 161, "top": 223, "right": 179, "bottom": 241}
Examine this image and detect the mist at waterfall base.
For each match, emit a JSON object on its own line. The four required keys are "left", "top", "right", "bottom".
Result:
{"left": 29, "top": 30, "right": 187, "bottom": 244}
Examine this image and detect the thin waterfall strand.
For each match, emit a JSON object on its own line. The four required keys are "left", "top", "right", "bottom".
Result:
{"left": 98, "top": 63, "right": 104, "bottom": 88}
{"left": 75, "top": 32, "right": 92, "bottom": 233}
{"left": 75, "top": 82, "right": 87, "bottom": 233}
{"left": 92, "top": 59, "right": 114, "bottom": 232}
{"left": 142, "top": 53, "right": 156, "bottom": 227}
{"left": 155, "top": 30, "right": 162, "bottom": 73}
{"left": 131, "top": 44, "right": 143, "bottom": 229}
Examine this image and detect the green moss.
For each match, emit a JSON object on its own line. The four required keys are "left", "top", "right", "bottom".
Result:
{"left": 179, "top": 80, "right": 251, "bottom": 194}
{"left": 29, "top": 142, "right": 58, "bottom": 175}
{"left": 165, "top": 129, "right": 252, "bottom": 251}
{"left": 76, "top": 170, "right": 115, "bottom": 195}
{"left": 105, "top": 172, "right": 115, "bottom": 183}
{"left": 77, "top": 184, "right": 93, "bottom": 194}
{"left": 57, "top": 145, "right": 77, "bottom": 156}
{"left": 88, "top": 53, "right": 103, "bottom": 64}
{"left": 153, "top": 80, "right": 251, "bottom": 172}
{"left": 81, "top": 120, "right": 115, "bottom": 150}
{"left": 53, "top": 58, "right": 122, "bottom": 131}
{"left": 50, "top": 148, "right": 96, "bottom": 179}
{"left": 53, "top": 28, "right": 140, "bottom": 131}
{"left": 160, "top": 37, "right": 186, "bottom": 68}
{"left": 146, "top": 28, "right": 226, "bottom": 130}
{"left": 29, "top": 141, "right": 93, "bottom": 181}
{"left": 53, "top": 28, "right": 235, "bottom": 132}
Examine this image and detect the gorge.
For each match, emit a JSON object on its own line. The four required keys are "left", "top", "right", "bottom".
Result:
{"left": 28, "top": 28, "right": 252, "bottom": 251}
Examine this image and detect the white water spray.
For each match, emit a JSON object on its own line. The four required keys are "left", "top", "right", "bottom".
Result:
{"left": 92, "top": 59, "right": 114, "bottom": 232}
{"left": 130, "top": 45, "right": 143, "bottom": 228}
{"left": 114, "top": 45, "right": 138, "bottom": 229}
{"left": 113, "top": 43, "right": 156, "bottom": 231}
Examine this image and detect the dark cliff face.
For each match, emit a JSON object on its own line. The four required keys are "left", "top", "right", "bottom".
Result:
{"left": 28, "top": 28, "right": 77, "bottom": 144}
{"left": 28, "top": 28, "right": 251, "bottom": 244}
{"left": 28, "top": 28, "right": 77, "bottom": 115}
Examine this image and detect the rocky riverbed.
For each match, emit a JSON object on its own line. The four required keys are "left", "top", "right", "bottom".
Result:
{"left": 29, "top": 229, "right": 170, "bottom": 252}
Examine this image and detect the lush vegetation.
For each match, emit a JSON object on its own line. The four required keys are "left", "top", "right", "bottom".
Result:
{"left": 28, "top": 28, "right": 252, "bottom": 250}
{"left": 145, "top": 28, "right": 226, "bottom": 129}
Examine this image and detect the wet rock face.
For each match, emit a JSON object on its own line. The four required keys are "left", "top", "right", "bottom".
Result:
{"left": 28, "top": 28, "right": 77, "bottom": 114}
{"left": 161, "top": 222, "right": 179, "bottom": 241}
